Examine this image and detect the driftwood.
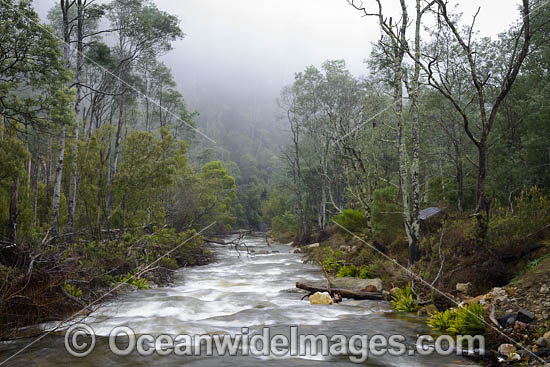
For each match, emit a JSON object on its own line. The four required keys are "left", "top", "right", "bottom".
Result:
{"left": 204, "top": 238, "right": 226, "bottom": 245}
{"left": 296, "top": 282, "right": 389, "bottom": 301}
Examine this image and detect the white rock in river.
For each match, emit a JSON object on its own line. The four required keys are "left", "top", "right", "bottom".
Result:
{"left": 498, "top": 344, "right": 517, "bottom": 357}
{"left": 309, "top": 292, "right": 333, "bottom": 305}
{"left": 305, "top": 243, "right": 320, "bottom": 249}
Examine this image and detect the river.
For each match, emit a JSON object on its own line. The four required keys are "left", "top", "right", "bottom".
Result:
{"left": 0, "top": 234, "right": 475, "bottom": 366}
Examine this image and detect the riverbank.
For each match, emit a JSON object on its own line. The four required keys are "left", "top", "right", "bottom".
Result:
{"left": 0, "top": 228, "right": 214, "bottom": 340}
{"left": 274, "top": 219, "right": 550, "bottom": 366}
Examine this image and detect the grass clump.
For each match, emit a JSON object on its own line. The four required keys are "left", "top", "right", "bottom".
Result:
{"left": 390, "top": 283, "right": 420, "bottom": 312}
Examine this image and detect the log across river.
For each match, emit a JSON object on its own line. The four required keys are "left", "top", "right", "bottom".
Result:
{"left": 0, "top": 235, "right": 474, "bottom": 366}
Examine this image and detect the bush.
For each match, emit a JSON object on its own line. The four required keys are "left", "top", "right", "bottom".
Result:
{"left": 336, "top": 264, "right": 373, "bottom": 279}
{"left": 116, "top": 273, "right": 149, "bottom": 290}
{"left": 320, "top": 248, "right": 345, "bottom": 273}
{"left": 372, "top": 187, "right": 404, "bottom": 244}
{"left": 489, "top": 186, "right": 550, "bottom": 250}
{"left": 332, "top": 209, "right": 368, "bottom": 237}
{"left": 390, "top": 284, "right": 420, "bottom": 312}
{"left": 271, "top": 213, "right": 297, "bottom": 240}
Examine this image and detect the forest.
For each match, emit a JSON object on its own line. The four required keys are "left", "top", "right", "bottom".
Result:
{"left": 1, "top": 0, "right": 550, "bottom": 364}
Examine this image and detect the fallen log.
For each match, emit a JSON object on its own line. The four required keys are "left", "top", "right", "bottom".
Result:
{"left": 204, "top": 238, "right": 226, "bottom": 245}
{"left": 296, "top": 282, "right": 389, "bottom": 301}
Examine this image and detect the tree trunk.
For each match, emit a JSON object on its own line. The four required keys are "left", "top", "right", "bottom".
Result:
{"left": 67, "top": 0, "right": 85, "bottom": 239}
{"left": 50, "top": 126, "right": 66, "bottom": 240}
{"left": 51, "top": 0, "right": 72, "bottom": 241}
{"left": 8, "top": 176, "right": 20, "bottom": 244}
{"left": 475, "top": 136, "right": 490, "bottom": 238}
{"left": 455, "top": 143, "right": 464, "bottom": 213}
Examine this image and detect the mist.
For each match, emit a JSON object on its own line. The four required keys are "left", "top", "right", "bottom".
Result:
{"left": 32, "top": 0, "right": 522, "bottom": 141}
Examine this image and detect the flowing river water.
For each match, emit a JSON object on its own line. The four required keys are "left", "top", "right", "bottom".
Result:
{"left": 0, "top": 235, "right": 475, "bottom": 366}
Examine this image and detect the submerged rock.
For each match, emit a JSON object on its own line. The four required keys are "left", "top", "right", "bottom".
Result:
{"left": 417, "top": 304, "right": 438, "bottom": 317}
{"left": 309, "top": 292, "right": 333, "bottom": 305}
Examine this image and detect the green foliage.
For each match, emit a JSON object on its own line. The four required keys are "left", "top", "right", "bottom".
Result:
{"left": 428, "top": 304, "right": 486, "bottom": 336}
{"left": 336, "top": 264, "right": 372, "bottom": 279}
{"left": 332, "top": 209, "right": 368, "bottom": 237}
{"left": 371, "top": 187, "right": 404, "bottom": 244}
{"left": 489, "top": 187, "right": 550, "bottom": 250}
{"left": 390, "top": 284, "right": 420, "bottom": 312}
{"left": 448, "top": 303, "right": 486, "bottom": 335}
{"left": 427, "top": 309, "right": 456, "bottom": 331}
{"left": 116, "top": 273, "right": 149, "bottom": 290}
{"left": 527, "top": 254, "right": 550, "bottom": 270}
{"left": 320, "top": 248, "right": 345, "bottom": 273}
{"left": 64, "top": 284, "right": 83, "bottom": 298}
{"left": 270, "top": 213, "right": 297, "bottom": 240}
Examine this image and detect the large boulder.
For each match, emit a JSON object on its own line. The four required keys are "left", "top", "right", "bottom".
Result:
{"left": 544, "top": 331, "right": 550, "bottom": 346}
{"left": 456, "top": 282, "right": 472, "bottom": 294}
{"left": 307, "top": 277, "right": 382, "bottom": 292}
{"left": 309, "top": 292, "right": 333, "bottom": 305}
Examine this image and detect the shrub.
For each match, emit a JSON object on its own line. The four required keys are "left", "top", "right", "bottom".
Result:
{"left": 489, "top": 186, "right": 550, "bottom": 250}
{"left": 336, "top": 264, "right": 373, "bottom": 279}
{"left": 63, "top": 284, "right": 83, "bottom": 298}
{"left": 372, "top": 186, "right": 404, "bottom": 244}
{"left": 390, "top": 284, "right": 420, "bottom": 312}
{"left": 320, "top": 248, "right": 344, "bottom": 273}
{"left": 332, "top": 209, "right": 368, "bottom": 237}
{"left": 116, "top": 273, "right": 149, "bottom": 290}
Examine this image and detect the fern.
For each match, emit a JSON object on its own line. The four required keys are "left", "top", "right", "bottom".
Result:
{"left": 428, "top": 309, "right": 456, "bottom": 331}
{"left": 448, "top": 303, "right": 486, "bottom": 335}
{"left": 428, "top": 303, "right": 486, "bottom": 335}
{"left": 390, "top": 284, "right": 420, "bottom": 312}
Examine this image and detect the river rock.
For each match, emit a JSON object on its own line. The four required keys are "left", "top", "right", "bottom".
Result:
{"left": 544, "top": 331, "right": 550, "bottom": 346}
{"left": 417, "top": 304, "right": 438, "bottom": 316}
{"left": 332, "top": 277, "right": 383, "bottom": 292}
{"left": 291, "top": 248, "right": 302, "bottom": 254}
{"left": 498, "top": 344, "right": 517, "bottom": 357}
{"left": 301, "top": 277, "right": 384, "bottom": 293}
{"left": 498, "top": 314, "right": 516, "bottom": 328}
{"left": 305, "top": 243, "right": 320, "bottom": 249}
{"left": 541, "top": 284, "right": 549, "bottom": 294}
{"left": 517, "top": 308, "right": 535, "bottom": 323}
{"left": 363, "top": 285, "right": 377, "bottom": 293}
{"left": 537, "top": 337, "right": 547, "bottom": 348}
{"left": 456, "top": 282, "right": 472, "bottom": 294}
{"left": 489, "top": 287, "right": 508, "bottom": 303}
{"left": 309, "top": 292, "right": 333, "bottom": 305}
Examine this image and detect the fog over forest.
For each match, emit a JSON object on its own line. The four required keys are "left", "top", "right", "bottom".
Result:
{"left": 33, "top": 0, "right": 520, "bottom": 143}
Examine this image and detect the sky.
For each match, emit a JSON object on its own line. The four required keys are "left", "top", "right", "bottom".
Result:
{"left": 32, "top": 0, "right": 523, "bottom": 123}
